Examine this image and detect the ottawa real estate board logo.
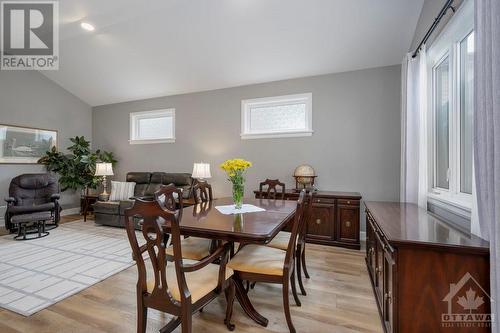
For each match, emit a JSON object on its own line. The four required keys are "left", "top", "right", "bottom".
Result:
{"left": 442, "top": 272, "right": 493, "bottom": 329}
{"left": 1, "top": 1, "right": 58, "bottom": 70}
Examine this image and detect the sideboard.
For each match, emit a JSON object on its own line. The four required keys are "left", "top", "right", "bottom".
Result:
{"left": 254, "top": 189, "right": 362, "bottom": 249}
{"left": 365, "top": 201, "right": 490, "bottom": 333}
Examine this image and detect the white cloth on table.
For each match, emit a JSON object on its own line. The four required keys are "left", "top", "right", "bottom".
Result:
{"left": 215, "top": 204, "right": 265, "bottom": 215}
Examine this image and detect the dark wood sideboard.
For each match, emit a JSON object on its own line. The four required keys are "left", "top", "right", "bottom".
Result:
{"left": 365, "top": 201, "right": 490, "bottom": 333}
{"left": 254, "top": 189, "right": 362, "bottom": 249}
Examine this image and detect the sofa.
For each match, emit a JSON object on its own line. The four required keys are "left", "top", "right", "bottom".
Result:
{"left": 93, "top": 172, "right": 193, "bottom": 228}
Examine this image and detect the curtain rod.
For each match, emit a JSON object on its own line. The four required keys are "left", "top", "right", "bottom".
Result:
{"left": 412, "top": 0, "right": 456, "bottom": 58}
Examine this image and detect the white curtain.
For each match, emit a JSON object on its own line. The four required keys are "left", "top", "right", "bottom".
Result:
{"left": 474, "top": 0, "right": 500, "bottom": 330}
{"left": 400, "top": 48, "right": 428, "bottom": 208}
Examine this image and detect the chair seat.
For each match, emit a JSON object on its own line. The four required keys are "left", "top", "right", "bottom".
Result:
{"left": 267, "top": 231, "right": 291, "bottom": 251}
{"left": 9, "top": 202, "right": 55, "bottom": 214}
{"left": 147, "top": 259, "right": 233, "bottom": 303}
{"left": 228, "top": 244, "right": 286, "bottom": 276}
{"left": 165, "top": 237, "right": 211, "bottom": 260}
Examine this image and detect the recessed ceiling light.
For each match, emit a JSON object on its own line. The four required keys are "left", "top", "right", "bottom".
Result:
{"left": 80, "top": 22, "right": 95, "bottom": 31}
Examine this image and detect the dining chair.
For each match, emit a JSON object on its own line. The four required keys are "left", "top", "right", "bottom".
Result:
{"left": 227, "top": 190, "right": 310, "bottom": 333}
{"left": 266, "top": 191, "right": 315, "bottom": 296}
{"left": 155, "top": 184, "right": 212, "bottom": 261}
{"left": 192, "top": 181, "right": 213, "bottom": 204}
{"left": 258, "top": 179, "right": 286, "bottom": 200}
{"left": 124, "top": 197, "right": 236, "bottom": 333}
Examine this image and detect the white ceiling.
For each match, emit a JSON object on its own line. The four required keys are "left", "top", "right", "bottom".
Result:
{"left": 42, "top": 0, "right": 424, "bottom": 106}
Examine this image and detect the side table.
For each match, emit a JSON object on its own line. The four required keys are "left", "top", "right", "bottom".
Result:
{"left": 81, "top": 195, "right": 99, "bottom": 222}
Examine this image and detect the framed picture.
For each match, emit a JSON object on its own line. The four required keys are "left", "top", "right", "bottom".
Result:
{"left": 0, "top": 124, "right": 57, "bottom": 164}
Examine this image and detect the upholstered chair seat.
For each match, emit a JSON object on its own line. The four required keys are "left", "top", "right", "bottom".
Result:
{"left": 165, "top": 237, "right": 211, "bottom": 261}
{"left": 266, "top": 231, "right": 291, "bottom": 251}
{"left": 147, "top": 259, "right": 233, "bottom": 303}
{"left": 228, "top": 244, "right": 287, "bottom": 276}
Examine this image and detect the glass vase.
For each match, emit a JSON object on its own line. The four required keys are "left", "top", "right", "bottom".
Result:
{"left": 232, "top": 181, "right": 244, "bottom": 209}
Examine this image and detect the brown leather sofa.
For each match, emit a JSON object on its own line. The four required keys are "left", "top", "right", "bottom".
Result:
{"left": 93, "top": 172, "right": 193, "bottom": 228}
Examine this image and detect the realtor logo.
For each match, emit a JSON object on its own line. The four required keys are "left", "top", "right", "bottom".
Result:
{"left": 442, "top": 272, "right": 493, "bottom": 328}
{"left": 0, "top": 1, "right": 58, "bottom": 70}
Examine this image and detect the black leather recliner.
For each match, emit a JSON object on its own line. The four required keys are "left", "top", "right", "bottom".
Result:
{"left": 4, "top": 173, "right": 61, "bottom": 232}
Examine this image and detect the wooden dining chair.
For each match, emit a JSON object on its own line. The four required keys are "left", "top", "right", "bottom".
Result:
{"left": 155, "top": 184, "right": 212, "bottom": 261}
{"left": 227, "top": 190, "right": 310, "bottom": 333}
{"left": 124, "top": 197, "right": 236, "bottom": 333}
{"left": 258, "top": 179, "right": 286, "bottom": 200}
{"left": 192, "top": 181, "right": 213, "bottom": 204}
{"left": 266, "top": 191, "right": 315, "bottom": 296}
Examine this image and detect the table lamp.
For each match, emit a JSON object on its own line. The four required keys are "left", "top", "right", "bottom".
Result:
{"left": 95, "top": 162, "right": 114, "bottom": 201}
{"left": 192, "top": 163, "right": 211, "bottom": 182}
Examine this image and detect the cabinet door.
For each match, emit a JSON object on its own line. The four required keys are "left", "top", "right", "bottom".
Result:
{"left": 366, "top": 216, "right": 376, "bottom": 279}
{"left": 374, "top": 232, "right": 384, "bottom": 305}
{"left": 337, "top": 205, "right": 359, "bottom": 243}
{"left": 383, "top": 251, "right": 395, "bottom": 333}
{"left": 307, "top": 203, "right": 335, "bottom": 240}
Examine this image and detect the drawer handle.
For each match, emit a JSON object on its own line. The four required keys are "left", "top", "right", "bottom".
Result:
{"left": 345, "top": 221, "right": 351, "bottom": 228}
{"left": 347, "top": 200, "right": 351, "bottom": 204}
{"left": 315, "top": 219, "right": 322, "bottom": 225}
{"left": 376, "top": 266, "right": 382, "bottom": 274}
{"left": 317, "top": 199, "right": 321, "bottom": 203}
{"left": 385, "top": 292, "right": 392, "bottom": 304}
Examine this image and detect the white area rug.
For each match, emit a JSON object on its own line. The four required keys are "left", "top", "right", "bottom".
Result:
{"left": 0, "top": 220, "right": 134, "bottom": 316}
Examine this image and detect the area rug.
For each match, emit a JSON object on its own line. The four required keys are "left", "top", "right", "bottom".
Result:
{"left": 0, "top": 220, "right": 134, "bottom": 316}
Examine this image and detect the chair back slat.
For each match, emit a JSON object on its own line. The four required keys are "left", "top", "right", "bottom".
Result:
{"left": 284, "top": 190, "right": 309, "bottom": 266}
{"left": 156, "top": 184, "right": 183, "bottom": 211}
{"left": 258, "top": 179, "right": 285, "bottom": 200}
{"left": 192, "top": 181, "right": 213, "bottom": 204}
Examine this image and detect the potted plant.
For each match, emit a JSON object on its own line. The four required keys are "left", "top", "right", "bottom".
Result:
{"left": 38, "top": 136, "right": 117, "bottom": 195}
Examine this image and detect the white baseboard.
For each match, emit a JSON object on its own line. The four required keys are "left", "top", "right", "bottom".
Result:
{"left": 360, "top": 231, "right": 366, "bottom": 241}
{"left": 61, "top": 207, "right": 80, "bottom": 216}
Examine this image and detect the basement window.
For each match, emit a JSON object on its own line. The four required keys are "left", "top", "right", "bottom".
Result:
{"left": 129, "top": 109, "right": 175, "bottom": 144}
{"left": 241, "top": 93, "right": 313, "bottom": 139}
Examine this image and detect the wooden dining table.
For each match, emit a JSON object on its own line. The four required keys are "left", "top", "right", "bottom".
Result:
{"left": 161, "top": 197, "right": 297, "bottom": 327}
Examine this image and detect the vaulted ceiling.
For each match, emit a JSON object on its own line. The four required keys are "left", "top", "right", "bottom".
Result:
{"left": 42, "top": 0, "right": 424, "bottom": 106}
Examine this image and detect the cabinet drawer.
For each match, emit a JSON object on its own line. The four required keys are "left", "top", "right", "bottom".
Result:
{"left": 313, "top": 197, "right": 335, "bottom": 205}
{"left": 337, "top": 199, "right": 360, "bottom": 206}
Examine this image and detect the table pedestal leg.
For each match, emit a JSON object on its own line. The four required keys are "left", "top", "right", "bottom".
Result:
{"left": 233, "top": 277, "right": 268, "bottom": 327}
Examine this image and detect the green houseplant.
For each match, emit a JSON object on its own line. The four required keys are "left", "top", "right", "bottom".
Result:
{"left": 38, "top": 136, "right": 117, "bottom": 193}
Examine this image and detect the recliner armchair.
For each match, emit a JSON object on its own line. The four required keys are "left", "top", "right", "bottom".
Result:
{"left": 4, "top": 173, "right": 61, "bottom": 232}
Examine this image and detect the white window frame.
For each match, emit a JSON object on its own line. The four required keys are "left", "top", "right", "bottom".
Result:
{"left": 427, "top": 0, "right": 474, "bottom": 212}
{"left": 240, "top": 93, "right": 313, "bottom": 139}
{"left": 129, "top": 109, "right": 175, "bottom": 144}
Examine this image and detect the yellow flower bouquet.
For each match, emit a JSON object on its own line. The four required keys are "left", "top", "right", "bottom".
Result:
{"left": 220, "top": 158, "right": 252, "bottom": 209}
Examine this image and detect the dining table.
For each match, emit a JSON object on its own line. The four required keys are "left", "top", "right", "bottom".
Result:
{"left": 161, "top": 197, "right": 297, "bottom": 327}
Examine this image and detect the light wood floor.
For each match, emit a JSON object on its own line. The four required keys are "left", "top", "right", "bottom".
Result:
{"left": 0, "top": 215, "right": 383, "bottom": 333}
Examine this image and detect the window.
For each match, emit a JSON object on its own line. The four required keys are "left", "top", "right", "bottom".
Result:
{"left": 427, "top": 0, "right": 474, "bottom": 210}
{"left": 241, "top": 93, "right": 312, "bottom": 139}
{"left": 129, "top": 109, "right": 175, "bottom": 144}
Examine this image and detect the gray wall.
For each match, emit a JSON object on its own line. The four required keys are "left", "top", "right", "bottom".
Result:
{"left": 93, "top": 65, "right": 402, "bottom": 232}
{"left": 0, "top": 71, "right": 92, "bottom": 223}
{"left": 410, "top": 0, "right": 464, "bottom": 51}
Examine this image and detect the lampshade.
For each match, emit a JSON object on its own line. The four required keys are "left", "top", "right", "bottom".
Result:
{"left": 95, "top": 163, "right": 114, "bottom": 176}
{"left": 192, "top": 163, "right": 211, "bottom": 179}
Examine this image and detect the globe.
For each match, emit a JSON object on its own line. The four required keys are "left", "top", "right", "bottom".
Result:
{"left": 293, "top": 164, "right": 316, "bottom": 188}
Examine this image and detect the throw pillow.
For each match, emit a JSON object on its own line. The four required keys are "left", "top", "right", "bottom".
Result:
{"left": 109, "top": 181, "right": 136, "bottom": 201}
